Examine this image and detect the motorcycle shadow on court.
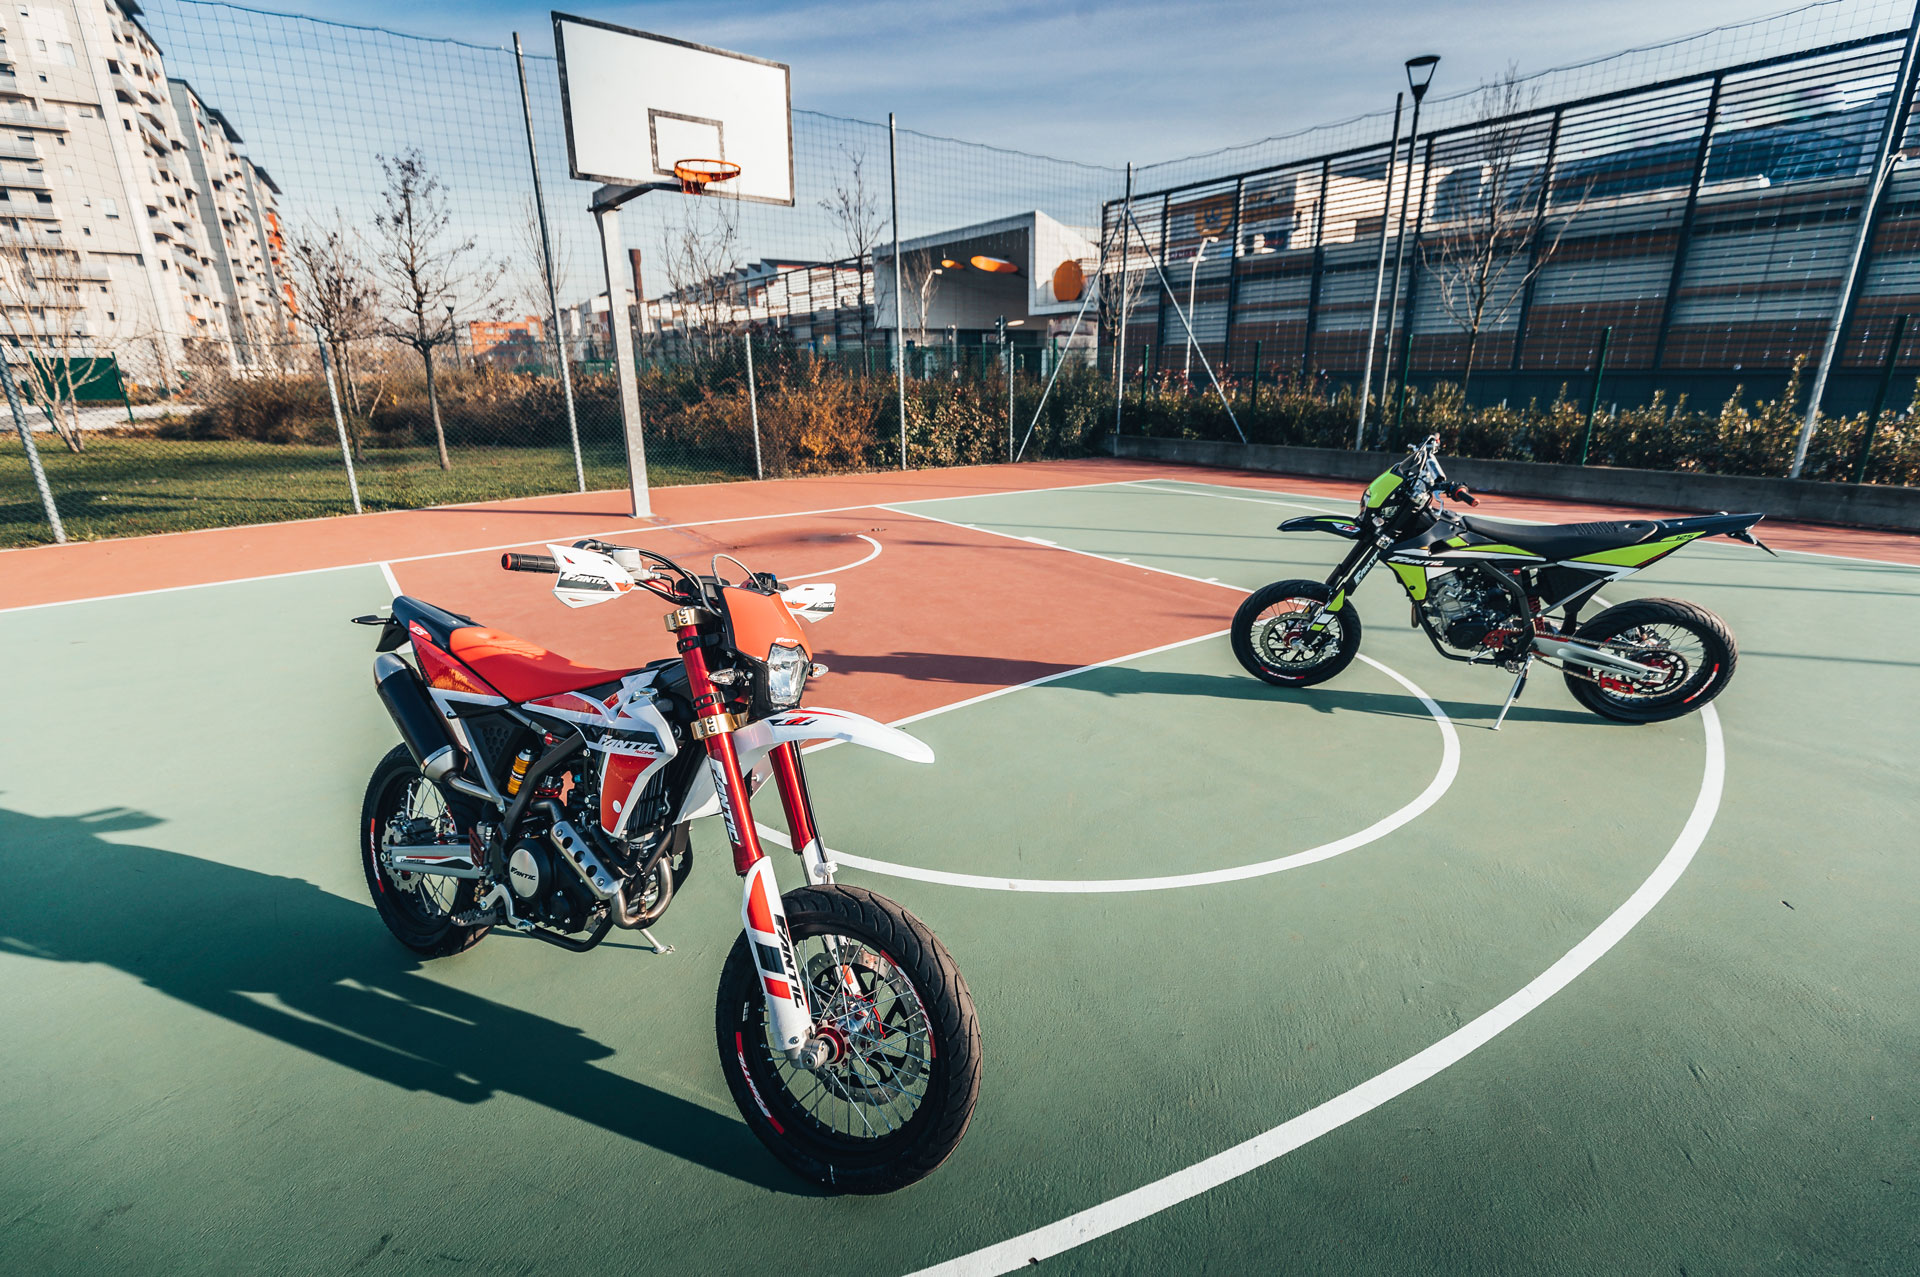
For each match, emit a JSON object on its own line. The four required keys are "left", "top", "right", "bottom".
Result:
{"left": 822, "top": 651, "right": 1595, "bottom": 727}
{"left": 0, "top": 804, "right": 809, "bottom": 1195}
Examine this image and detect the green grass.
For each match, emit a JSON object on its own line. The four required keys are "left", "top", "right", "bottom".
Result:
{"left": 1, "top": 435, "right": 752, "bottom": 548}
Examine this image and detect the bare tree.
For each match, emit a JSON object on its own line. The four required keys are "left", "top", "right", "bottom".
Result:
{"left": 820, "top": 147, "right": 885, "bottom": 346}
{"left": 0, "top": 234, "right": 125, "bottom": 452}
{"left": 902, "top": 248, "right": 944, "bottom": 342}
{"left": 660, "top": 198, "right": 742, "bottom": 362}
{"left": 511, "top": 194, "right": 572, "bottom": 332}
{"left": 286, "top": 213, "right": 378, "bottom": 414}
{"left": 368, "top": 149, "right": 503, "bottom": 470}
{"left": 1420, "top": 67, "right": 1587, "bottom": 398}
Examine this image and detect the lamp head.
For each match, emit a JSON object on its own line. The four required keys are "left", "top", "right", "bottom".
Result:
{"left": 1406, "top": 54, "right": 1440, "bottom": 102}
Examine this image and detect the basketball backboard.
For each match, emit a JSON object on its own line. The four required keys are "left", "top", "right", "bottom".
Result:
{"left": 552, "top": 13, "right": 793, "bottom": 206}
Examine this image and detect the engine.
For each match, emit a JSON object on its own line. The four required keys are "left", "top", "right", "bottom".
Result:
{"left": 1422, "top": 569, "right": 1521, "bottom": 653}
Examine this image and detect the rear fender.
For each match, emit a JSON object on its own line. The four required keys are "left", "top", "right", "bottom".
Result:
{"left": 675, "top": 707, "right": 934, "bottom": 823}
{"left": 1279, "top": 514, "right": 1364, "bottom": 538}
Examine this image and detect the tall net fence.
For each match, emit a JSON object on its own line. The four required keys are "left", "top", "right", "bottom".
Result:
{"left": 1104, "top": 1, "right": 1920, "bottom": 485}
{"left": 1, "top": 0, "right": 1119, "bottom": 547}
{"left": 5, "top": 0, "right": 1920, "bottom": 549}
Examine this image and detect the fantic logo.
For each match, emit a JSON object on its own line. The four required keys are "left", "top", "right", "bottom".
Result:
{"left": 708, "top": 758, "right": 742, "bottom": 843}
{"left": 509, "top": 863, "right": 538, "bottom": 891}
{"left": 592, "top": 735, "right": 661, "bottom": 757}
{"left": 774, "top": 713, "right": 823, "bottom": 727}
{"left": 775, "top": 917, "right": 805, "bottom": 1008}
{"left": 556, "top": 574, "right": 616, "bottom": 593}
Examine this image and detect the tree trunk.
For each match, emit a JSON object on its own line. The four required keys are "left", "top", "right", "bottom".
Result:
{"left": 1461, "top": 329, "right": 1481, "bottom": 405}
{"left": 422, "top": 346, "right": 451, "bottom": 470}
{"left": 62, "top": 393, "right": 84, "bottom": 454}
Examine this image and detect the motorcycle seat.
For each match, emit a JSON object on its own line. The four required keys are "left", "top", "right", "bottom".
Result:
{"left": 1458, "top": 515, "right": 1662, "bottom": 563}
{"left": 447, "top": 627, "right": 633, "bottom": 702}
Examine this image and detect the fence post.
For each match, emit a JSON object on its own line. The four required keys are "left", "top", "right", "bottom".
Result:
{"left": 312, "top": 325, "right": 363, "bottom": 515}
{"left": 1113, "top": 162, "right": 1134, "bottom": 437}
{"left": 744, "top": 331, "right": 763, "bottom": 481}
{"left": 514, "top": 32, "right": 586, "bottom": 494}
{"left": 1580, "top": 325, "right": 1613, "bottom": 465}
{"left": 1250, "top": 339, "right": 1262, "bottom": 410}
{"left": 889, "top": 112, "right": 907, "bottom": 471}
{"left": 1856, "top": 312, "right": 1909, "bottom": 483}
{"left": 2, "top": 355, "right": 65, "bottom": 543}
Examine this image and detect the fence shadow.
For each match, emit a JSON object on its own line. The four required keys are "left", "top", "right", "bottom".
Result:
{"left": 0, "top": 804, "right": 806, "bottom": 1195}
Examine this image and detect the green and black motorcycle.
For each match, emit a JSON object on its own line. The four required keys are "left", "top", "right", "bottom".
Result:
{"left": 1231, "top": 435, "right": 1773, "bottom": 726}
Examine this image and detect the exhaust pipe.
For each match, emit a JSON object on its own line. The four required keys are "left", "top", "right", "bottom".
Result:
{"left": 374, "top": 653, "right": 463, "bottom": 783}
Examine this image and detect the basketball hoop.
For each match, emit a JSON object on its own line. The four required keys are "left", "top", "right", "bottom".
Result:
{"left": 673, "top": 158, "right": 741, "bottom": 195}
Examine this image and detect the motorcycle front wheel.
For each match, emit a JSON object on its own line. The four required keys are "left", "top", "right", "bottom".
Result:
{"left": 1231, "top": 579, "right": 1363, "bottom": 687}
{"left": 716, "top": 884, "right": 981, "bottom": 1194}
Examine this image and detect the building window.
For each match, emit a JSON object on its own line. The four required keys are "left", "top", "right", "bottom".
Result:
{"left": 104, "top": 198, "right": 118, "bottom": 217}
{"left": 56, "top": 41, "right": 73, "bottom": 66}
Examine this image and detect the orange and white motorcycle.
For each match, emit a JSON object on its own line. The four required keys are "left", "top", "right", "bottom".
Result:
{"left": 351, "top": 539, "right": 980, "bottom": 1193}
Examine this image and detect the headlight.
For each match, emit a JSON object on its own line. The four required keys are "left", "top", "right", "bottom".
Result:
{"left": 764, "top": 642, "right": 808, "bottom": 709}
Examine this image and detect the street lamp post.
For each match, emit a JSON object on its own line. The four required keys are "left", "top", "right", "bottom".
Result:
{"left": 1184, "top": 234, "right": 1219, "bottom": 384}
{"left": 1792, "top": 146, "right": 1919, "bottom": 477}
{"left": 1375, "top": 53, "right": 1439, "bottom": 446}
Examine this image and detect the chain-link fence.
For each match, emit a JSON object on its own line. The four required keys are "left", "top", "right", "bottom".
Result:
{"left": 1102, "top": 0, "right": 1920, "bottom": 485}
{"left": 6, "top": 0, "right": 1920, "bottom": 549}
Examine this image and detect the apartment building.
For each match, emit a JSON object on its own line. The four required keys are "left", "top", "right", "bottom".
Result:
{"left": 0, "top": 0, "right": 287, "bottom": 387}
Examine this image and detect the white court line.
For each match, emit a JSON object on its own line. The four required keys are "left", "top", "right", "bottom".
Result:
{"left": 0, "top": 479, "right": 1137, "bottom": 615}
{"left": 790, "top": 653, "right": 1457, "bottom": 894}
{"left": 378, "top": 561, "right": 402, "bottom": 599}
{"left": 1122, "top": 478, "right": 1350, "bottom": 513}
{"left": 880, "top": 504, "right": 1238, "bottom": 594}
{"left": 911, "top": 704, "right": 1725, "bottom": 1276}
{"left": 786, "top": 534, "right": 882, "bottom": 581}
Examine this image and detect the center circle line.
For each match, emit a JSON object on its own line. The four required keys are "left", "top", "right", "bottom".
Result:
{"left": 762, "top": 652, "right": 1459, "bottom": 894}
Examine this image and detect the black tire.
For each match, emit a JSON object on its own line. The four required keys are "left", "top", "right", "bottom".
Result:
{"left": 716, "top": 884, "right": 981, "bottom": 1194}
{"left": 359, "top": 743, "right": 490, "bottom": 957}
{"left": 1231, "top": 579, "right": 1363, "bottom": 687}
{"left": 1563, "top": 597, "right": 1737, "bottom": 724}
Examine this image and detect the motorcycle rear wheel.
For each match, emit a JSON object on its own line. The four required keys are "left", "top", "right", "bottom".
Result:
{"left": 1563, "top": 598, "right": 1737, "bottom": 723}
{"left": 359, "top": 743, "right": 490, "bottom": 958}
{"left": 1231, "top": 579, "right": 1363, "bottom": 687}
{"left": 716, "top": 884, "right": 981, "bottom": 1194}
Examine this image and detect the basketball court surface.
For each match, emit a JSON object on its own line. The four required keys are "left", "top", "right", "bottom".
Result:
{"left": 2, "top": 456, "right": 1915, "bottom": 1274}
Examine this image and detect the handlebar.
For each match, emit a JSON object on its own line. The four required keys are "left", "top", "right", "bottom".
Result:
{"left": 501, "top": 552, "right": 558, "bottom": 573}
{"left": 1447, "top": 482, "right": 1479, "bottom": 507}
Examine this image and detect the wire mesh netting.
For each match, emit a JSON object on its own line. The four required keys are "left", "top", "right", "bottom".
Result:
{"left": 1103, "top": 0, "right": 1920, "bottom": 485}
{"left": 4, "top": 0, "right": 1920, "bottom": 549}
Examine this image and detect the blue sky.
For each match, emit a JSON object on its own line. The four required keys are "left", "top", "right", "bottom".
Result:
{"left": 280, "top": 0, "right": 1865, "bottom": 166}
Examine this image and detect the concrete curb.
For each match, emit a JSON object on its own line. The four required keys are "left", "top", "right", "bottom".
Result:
{"left": 1108, "top": 435, "right": 1920, "bottom": 532}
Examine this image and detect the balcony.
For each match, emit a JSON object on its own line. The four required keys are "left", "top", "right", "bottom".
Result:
{"left": 0, "top": 103, "right": 68, "bottom": 131}
{"left": 0, "top": 169, "right": 52, "bottom": 192}
{"left": 0, "top": 137, "right": 41, "bottom": 162}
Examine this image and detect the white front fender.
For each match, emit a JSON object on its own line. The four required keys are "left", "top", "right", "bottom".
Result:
{"left": 674, "top": 707, "right": 933, "bottom": 824}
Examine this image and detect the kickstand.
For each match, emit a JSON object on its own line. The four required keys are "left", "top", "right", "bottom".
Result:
{"left": 639, "top": 927, "right": 674, "bottom": 955}
{"left": 1493, "top": 657, "right": 1533, "bottom": 732}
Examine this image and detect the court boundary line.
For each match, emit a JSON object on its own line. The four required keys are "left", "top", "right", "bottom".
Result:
{"left": 0, "top": 479, "right": 1135, "bottom": 614}
{"left": 909, "top": 705, "right": 1724, "bottom": 1275}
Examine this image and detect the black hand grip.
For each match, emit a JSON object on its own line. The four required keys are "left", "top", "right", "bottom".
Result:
{"left": 502, "top": 552, "right": 559, "bottom": 573}
{"left": 1457, "top": 487, "right": 1479, "bottom": 506}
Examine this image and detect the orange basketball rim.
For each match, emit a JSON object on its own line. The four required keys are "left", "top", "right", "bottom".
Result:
{"left": 673, "top": 158, "right": 741, "bottom": 194}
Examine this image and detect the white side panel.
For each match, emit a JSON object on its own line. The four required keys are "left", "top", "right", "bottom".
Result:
{"left": 673, "top": 707, "right": 933, "bottom": 825}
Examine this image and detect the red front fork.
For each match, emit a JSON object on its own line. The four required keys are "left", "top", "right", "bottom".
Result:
{"left": 674, "top": 614, "right": 820, "bottom": 1056}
